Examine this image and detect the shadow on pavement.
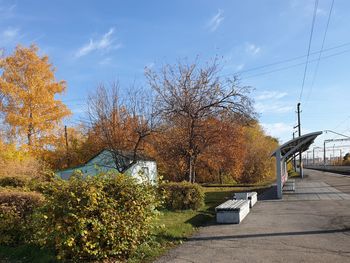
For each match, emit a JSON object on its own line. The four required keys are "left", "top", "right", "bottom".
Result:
{"left": 258, "top": 184, "right": 278, "bottom": 200}
{"left": 188, "top": 228, "right": 350, "bottom": 241}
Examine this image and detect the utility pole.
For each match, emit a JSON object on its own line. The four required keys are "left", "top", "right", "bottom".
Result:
{"left": 292, "top": 131, "right": 298, "bottom": 171}
{"left": 324, "top": 140, "right": 326, "bottom": 167}
{"left": 295, "top": 103, "right": 303, "bottom": 178}
{"left": 64, "top": 125, "right": 70, "bottom": 166}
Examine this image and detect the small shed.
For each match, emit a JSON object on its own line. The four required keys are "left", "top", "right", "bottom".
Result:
{"left": 56, "top": 149, "right": 157, "bottom": 184}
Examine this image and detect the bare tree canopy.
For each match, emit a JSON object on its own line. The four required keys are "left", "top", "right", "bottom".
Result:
{"left": 146, "top": 59, "right": 255, "bottom": 122}
{"left": 87, "top": 83, "right": 156, "bottom": 172}
{"left": 145, "top": 59, "right": 256, "bottom": 182}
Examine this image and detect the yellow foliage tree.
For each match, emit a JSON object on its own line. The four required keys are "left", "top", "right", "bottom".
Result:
{"left": 240, "top": 123, "right": 278, "bottom": 183}
{"left": 0, "top": 138, "right": 44, "bottom": 180}
{"left": 0, "top": 45, "right": 71, "bottom": 149}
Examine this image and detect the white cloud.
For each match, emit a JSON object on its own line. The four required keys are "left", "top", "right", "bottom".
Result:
{"left": 207, "top": 9, "right": 224, "bottom": 32}
{"left": 75, "top": 28, "right": 121, "bottom": 58}
{"left": 0, "top": 27, "right": 20, "bottom": 44}
{"left": 0, "top": 4, "right": 16, "bottom": 19}
{"left": 99, "top": 57, "right": 112, "bottom": 65}
{"left": 256, "top": 91, "right": 288, "bottom": 100}
{"left": 316, "top": 8, "right": 327, "bottom": 16}
{"left": 254, "top": 90, "right": 292, "bottom": 114}
{"left": 245, "top": 43, "right": 261, "bottom": 55}
{"left": 2, "top": 27, "right": 19, "bottom": 39}
{"left": 289, "top": 1, "right": 327, "bottom": 17}
{"left": 236, "top": 64, "right": 244, "bottom": 71}
{"left": 261, "top": 122, "right": 293, "bottom": 142}
{"left": 255, "top": 102, "right": 293, "bottom": 114}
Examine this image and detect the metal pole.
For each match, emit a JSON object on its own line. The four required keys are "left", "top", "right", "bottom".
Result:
{"left": 65, "top": 125, "right": 70, "bottom": 166}
{"left": 297, "top": 103, "right": 303, "bottom": 178}
{"left": 292, "top": 132, "right": 297, "bottom": 171}
{"left": 323, "top": 141, "right": 326, "bottom": 167}
{"left": 276, "top": 149, "right": 282, "bottom": 199}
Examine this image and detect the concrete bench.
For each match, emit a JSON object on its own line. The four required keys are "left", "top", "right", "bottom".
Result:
{"left": 215, "top": 199, "right": 250, "bottom": 224}
{"left": 283, "top": 181, "right": 295, "bottom": 191}
{"left": 234, "top": 192, "right": 258, "bottom": 208}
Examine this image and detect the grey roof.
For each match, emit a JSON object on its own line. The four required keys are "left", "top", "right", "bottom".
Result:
{"left": 85, "top": 149, "right": 155, "bottom": 164}
{"left": 271, "top": 131, "right": 323, "bottom": 160}
{"left": 57, "top": 149, "right": 155, "bottom": 174}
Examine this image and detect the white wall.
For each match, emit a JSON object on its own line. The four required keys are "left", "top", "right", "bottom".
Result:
{"left": 126, "top": 160, "right": 157, "bottom": 184}
{"left": 56, "top": 150, "right": 158, "bottom": 184}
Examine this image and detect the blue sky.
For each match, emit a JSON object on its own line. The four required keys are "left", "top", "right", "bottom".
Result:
{"left": 1, "top": 0, "right": 350, "bottom": 154}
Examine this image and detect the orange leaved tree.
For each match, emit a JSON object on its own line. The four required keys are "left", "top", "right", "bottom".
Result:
{"left": 0, "top": 45, "right": 70, "bottom": 149}
{"left": 146, "top": 59, "right": 255, "bottom": 182}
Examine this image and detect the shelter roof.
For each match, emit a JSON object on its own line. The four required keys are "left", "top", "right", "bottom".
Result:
{"left": 271, "top": 131, "right": 322, "bottom": 160}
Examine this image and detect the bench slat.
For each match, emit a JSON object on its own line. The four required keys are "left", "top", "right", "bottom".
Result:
{"left": 215, "top": 199, "right": 248, "bottom": 211}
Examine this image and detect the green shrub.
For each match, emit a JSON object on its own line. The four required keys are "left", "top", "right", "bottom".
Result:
{"left": 0, "top": 189, "right": 44, "bottom": 245}
{"left": 0, "top": 176, "right": 28, "bottom": 188}
{"left": 160, "top": 181, "right": 204, "bottom": 210}
{"left": 288, "top": 170, "right": 300, "bottom": 178}
{"left": 33, "top": 172, "right": 160, "bottom": 262}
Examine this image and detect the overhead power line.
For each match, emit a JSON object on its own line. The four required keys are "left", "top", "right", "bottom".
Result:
{"left": 241, "top": 47, "right": 350, "bottom": 79}
{"left": 299, "top": 0, "right": 319, "bottom": 102}
{"left": 305, "top": 0, "right": 335, "bottom": 105}
{"left": 217, "top": 41, "right": 350, "bottom": 81}
{"left": 232, "top": 41, "right": 350, "bottom": 76}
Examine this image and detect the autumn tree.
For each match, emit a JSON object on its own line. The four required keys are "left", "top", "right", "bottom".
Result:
{"left": 0, "top": 45, "right": 71, "bottom": 149}
{"left": 146, "top": 59, "right": 255, "bottom": 182}
{"left": 147, "top": 125, "right": 189, "bottom": 181}
{"left": 240, "top": 123, "right": 278, "bottom": 183}
{"left": 42, "top": 125, "right": 91, "bottom": 170}
{"left": 86, "top": 84, "right": 156, "bottom": 171}
{"left": 196, "top": 118, "right": 246, "bottom": 183}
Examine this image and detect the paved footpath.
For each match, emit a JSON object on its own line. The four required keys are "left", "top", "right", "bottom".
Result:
{"left": 156, "top": 169, "right": 350, "bottom": 263}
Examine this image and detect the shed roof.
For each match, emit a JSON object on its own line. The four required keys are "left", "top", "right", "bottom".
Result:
{"left": 56, "top": 149, "right": 155, "bottom": 174}
{"left": 85, "top": 149, "right": 155, "bottom": 164}
{"left": 271, "top": 131, "right": 322, "bottom": 160}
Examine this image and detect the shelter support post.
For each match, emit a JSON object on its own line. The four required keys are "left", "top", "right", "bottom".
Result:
{"left": 276, "top": 149, "right": 283, "bottom": 199}
{"left": 300, "top": 153, "right": 303, "bottom": 178}
{"left": 284, "top": 162, "right": 288, "bottom": 181}
{"left": 323, "top": 141, "right": 326, "bottom": 168}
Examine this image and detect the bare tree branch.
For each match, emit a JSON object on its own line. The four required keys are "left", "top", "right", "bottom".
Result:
{"left": 145, "top": 58, "right": 256, "bottom": 182}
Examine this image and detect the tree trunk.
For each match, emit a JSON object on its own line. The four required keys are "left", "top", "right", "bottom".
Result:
{"left": 27, "top": 112, "right": 33, "bottom": 146}
{"left": 187, "top": 118, "right": 195, "bottom": 182}
{"left": 192, "top": 159, "right": 196, "bottom": 183}
{"left": 188, "top": 155, "right": 192, "bottom": 182}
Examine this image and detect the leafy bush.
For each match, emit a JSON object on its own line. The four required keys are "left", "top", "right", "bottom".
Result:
{"left": 0, "top": 189, "right": 44, "bottom": 245}
{"left": 0, "top": 154, "right": 44, "bottom": 179}
{"left": 288, "top": 170, "right": 300, "bottom": 178}
{"left": 0, "top": 141, "right": 50, "bottom": 188}
{"left": 0, "top": 176, "right": 28, "bottom": 188}
{"left": 160, "top": 181, "right": 204, "bottom": 210}
{"left": 33, "top": 172, "right": 160, "bottom": 262}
